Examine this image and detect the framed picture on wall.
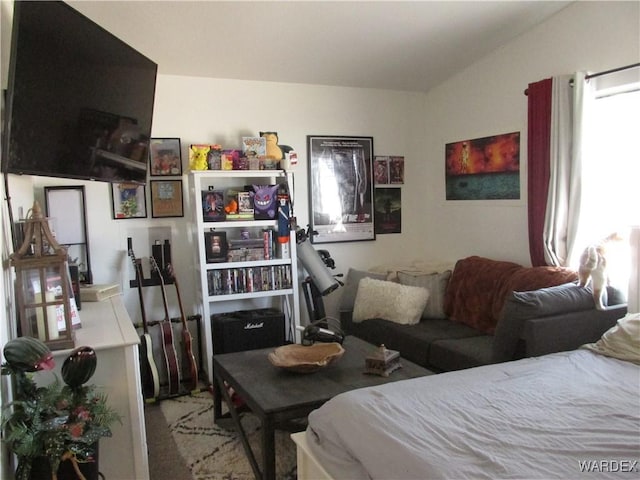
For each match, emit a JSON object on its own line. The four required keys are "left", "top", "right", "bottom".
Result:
{"left": 374, "top": 156, "right": 390, "bottom": 185}
{"left": 307, "top": 135, "right": 375, "bottom": 243}
{"left": 149, "top": 138, "right": 182, "bottom": 176}
{"left": 374, "top": 187, "right": 402, "bottom": 234}
{"left": 445, "top": 132, "right": 520, "bottom": 200}
{"left": 150, "top": 179, "right": 184, "bottom": 218}
{"left": 389, "top": 156, "right": 405, "bottom": 184}
{"left": 111, "top": 183, "right": 147, "bottom": 219}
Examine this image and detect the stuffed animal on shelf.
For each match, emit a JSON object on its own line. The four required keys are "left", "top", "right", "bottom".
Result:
{"left": 251, "top": 184, "right": 279, "bottom": 219}
{"left": 189, "top": 144, "right": 210, "bottom": 171}
{"left": 260, "top": 132, "right": 282, "bottom": 161}
{"left": 260, "top": 131, "right": 293, "bottom": 162}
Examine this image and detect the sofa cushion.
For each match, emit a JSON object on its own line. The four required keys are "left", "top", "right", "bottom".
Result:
{"left": 397, "top": 270, "right": 452, "bottom": 319}
{"left": 342, "top": 313, "right": 482, "bottom": 368}
{"left": 353, "top": 278, "right": 429, "bottom": 325}
{"left": 339, "top": 268, "right": 388, "bottom": 312}
{"left": 429, "top": 336, "right": 494, "bottom": 372}
{"left": 444, "top": 256, "right": 522, "bottom": 334}
{"left": 369, "top": 260, "right": 455, "bottom": 282}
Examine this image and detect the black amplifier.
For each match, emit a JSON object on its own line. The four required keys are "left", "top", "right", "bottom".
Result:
{"left": 211, "top": 308, "right": 285, "bottom": 354}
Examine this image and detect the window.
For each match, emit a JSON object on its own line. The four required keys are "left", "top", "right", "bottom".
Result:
{"left": 577, "top": 85, "right": 640, "bottom": 289}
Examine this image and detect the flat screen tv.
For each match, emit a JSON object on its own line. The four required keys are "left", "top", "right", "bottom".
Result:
{"left": 2, "top": 1, "right": 157, "bottom": 184}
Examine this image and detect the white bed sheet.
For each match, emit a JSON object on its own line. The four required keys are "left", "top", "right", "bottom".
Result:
{"left": 306, "top": 349, "right": 640, "bottom": 479}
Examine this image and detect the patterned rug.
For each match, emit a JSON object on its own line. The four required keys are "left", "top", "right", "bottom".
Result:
{"left": 160, "top": 391, "right": 297, "bottom": 480}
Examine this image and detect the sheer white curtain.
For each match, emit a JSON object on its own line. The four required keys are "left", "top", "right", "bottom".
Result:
{"left": 543, "top": 72, "right": 595, "bottom": 267}
{"left": 628, "top": 227, "right": 640, "bottom": 313}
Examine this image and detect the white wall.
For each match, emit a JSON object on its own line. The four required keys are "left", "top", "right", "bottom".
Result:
{"left": 418, "top": 0, "right": 639, "bottom": 266}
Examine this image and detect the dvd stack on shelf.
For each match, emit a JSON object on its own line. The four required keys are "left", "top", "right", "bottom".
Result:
{"left": 206, "top": 264, "right": 292, "bottom": 296}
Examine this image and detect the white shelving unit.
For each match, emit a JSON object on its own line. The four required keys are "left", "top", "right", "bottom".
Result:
{"left": 189, "top": 170, "right": 300, "bottom": 383}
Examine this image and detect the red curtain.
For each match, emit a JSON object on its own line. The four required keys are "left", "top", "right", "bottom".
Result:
{"left": 527, "top": 78, "right": 552, "bottom": 266}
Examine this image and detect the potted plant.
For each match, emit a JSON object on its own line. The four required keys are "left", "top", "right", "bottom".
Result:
{"left": 1, "top": 337, "right": 121, "bottom": 480}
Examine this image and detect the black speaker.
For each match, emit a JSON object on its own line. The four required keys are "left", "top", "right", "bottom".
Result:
{"left": 211, "top": 308, "right": 285, "bottom": 354}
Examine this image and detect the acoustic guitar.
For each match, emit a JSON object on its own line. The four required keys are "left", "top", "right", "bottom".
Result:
{"left": 150, "top": 256, "right": 181, "bottom": 395}
{"left": 167, "top": 263, "right": 199, "bottom": 392}
{"left": 127, "top": 241, "right": 159, "bottom": 400}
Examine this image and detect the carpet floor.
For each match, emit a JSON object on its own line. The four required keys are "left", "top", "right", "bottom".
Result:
{"left": 145, "top": 391, "right": 297, "bottom": 480}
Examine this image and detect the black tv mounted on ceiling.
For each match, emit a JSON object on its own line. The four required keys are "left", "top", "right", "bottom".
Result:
{"left": 1, "top": 1, "right": 158, "bottom": 184}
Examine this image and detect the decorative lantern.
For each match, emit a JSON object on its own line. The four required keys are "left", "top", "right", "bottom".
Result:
{"left": 365, "top": 344, "right": 402, "bottom": 377}
{"left": 10, "top": 201, "right": 75, "bottom": 350}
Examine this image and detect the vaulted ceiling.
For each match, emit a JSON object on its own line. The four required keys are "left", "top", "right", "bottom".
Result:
{"left": 70, "top": 1, "right": 571, "bottom": 93}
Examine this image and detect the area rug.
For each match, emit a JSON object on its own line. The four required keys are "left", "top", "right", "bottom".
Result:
{"left": 160, "top": 391, "right": 297, "bottom": 480}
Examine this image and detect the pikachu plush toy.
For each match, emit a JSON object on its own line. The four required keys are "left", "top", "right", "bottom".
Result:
{"left": 189, "top": 144, "right": 210, "bottom": 170}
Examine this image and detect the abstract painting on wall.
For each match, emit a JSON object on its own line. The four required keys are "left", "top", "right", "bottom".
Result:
{"left": 445, "top": 132, "right": 520, "bottom": 200}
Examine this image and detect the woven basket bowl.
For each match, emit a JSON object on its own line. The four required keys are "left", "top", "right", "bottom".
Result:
{"left": 268, "top": 342, "right": 345, "bottom": 373}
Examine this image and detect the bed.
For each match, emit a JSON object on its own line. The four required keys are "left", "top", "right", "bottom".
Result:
{"left": 293, "top": 313, "right": 640, "bottom": 479}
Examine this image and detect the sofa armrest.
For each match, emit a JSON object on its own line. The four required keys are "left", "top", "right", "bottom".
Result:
{"left": 493, "top": 283, "right": 627, "bottom": 362}
{"left": 520, "top": 304, "right": 627, "bottom": 357}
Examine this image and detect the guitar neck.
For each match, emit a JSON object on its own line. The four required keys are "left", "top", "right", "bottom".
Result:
{"left": 128, "top": 247, "right": 150, "bottom": 334}
{"left": 171, "top": 270, "right": 189, "bottom": 328}
{"left": 151, "top": 258, "right": 171, "bottom": 322}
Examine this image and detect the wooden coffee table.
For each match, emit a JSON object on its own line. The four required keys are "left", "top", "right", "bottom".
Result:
{"left": 212, "top": 335, "right": 433, "bottom": 480}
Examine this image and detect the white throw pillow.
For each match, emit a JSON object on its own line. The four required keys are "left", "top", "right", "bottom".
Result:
{"left": 582, "top": 313, "right": 640, "bottom": 364}
{"left": 352, "top": 277, "right": 429, "bottom": 325}
{"left": 397, "top": 270, "right": 452, "bottom": 319}
{"left": 339, "top": 268, "right": 388, "bottom": 312}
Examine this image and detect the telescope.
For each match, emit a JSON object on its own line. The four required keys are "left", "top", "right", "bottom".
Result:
{"left": 296, "top": 228, "right": 340, "bottom": 296}
{"left": 296, "top": 227, "right": 341, "bottom": 326}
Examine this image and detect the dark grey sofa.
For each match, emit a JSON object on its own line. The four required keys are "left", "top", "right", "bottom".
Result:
{"left": 340, "top": 259, "right": 627, "bottom": 373}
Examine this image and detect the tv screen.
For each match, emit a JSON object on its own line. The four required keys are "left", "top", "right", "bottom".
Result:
{"left": 2, "top": 1, "right": 157, "bottom": 184}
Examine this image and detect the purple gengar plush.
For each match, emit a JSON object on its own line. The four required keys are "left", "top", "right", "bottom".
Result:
{"left": 251, "top": 184, "right": 279, "bottom": 219}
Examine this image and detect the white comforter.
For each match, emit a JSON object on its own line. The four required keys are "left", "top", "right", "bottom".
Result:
{"left": 306, "top": 349, "right": 640, "bottom": 479}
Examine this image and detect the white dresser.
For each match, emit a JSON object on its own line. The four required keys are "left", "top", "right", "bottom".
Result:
{"left": 46, "top": 295, "right": 149, "bottom": 480}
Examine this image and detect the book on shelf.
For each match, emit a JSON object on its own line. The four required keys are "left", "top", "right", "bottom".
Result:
{"left": 79, "top": 283, "right": 120, "bottom": 302}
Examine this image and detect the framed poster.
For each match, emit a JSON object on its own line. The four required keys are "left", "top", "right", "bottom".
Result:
{"left": 149, "top": 138, "right": 182, "bottom": 176}
{"left": 389, "top": 156, "right": 405, "bottom": 184}
{"left": 374, "top": 187, "right": 402, "bottom": 234}
{"left": 308, "top": 135, "right": 375, "bottom": 243}
{"left": 150, "top": 179, "right": 184, "bottom": 218}
{"left": 445, "top": 131, "right": 520, "bottom": 200}
{"left": 374, "top": 156, "right": 390, "bottom": 185}
{"left": 111, "top": 183, "right": 146, "bottom": 219}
